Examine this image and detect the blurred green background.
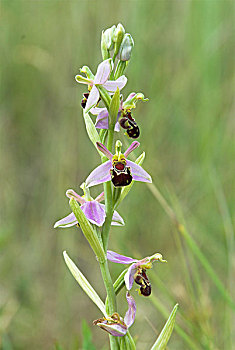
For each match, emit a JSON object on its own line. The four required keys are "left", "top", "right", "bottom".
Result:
{"left": 1, "top": 1, "right": 235, "bottom": 349}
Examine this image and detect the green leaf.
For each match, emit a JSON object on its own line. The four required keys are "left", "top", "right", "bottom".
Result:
{"left": 83, "top": 111, "right": 102, "bottom": 155}
{"left": 63, "top": 251, "right": 107, "bottom": 317}
{"left": 150, "top": 304, "right": 178, "bottom": 350}
{"left": 82, "top": 320, "right": 96, "bottom": 350}
{"left": 69, "top": 198, "right": 106, "bottom": 262}
{"left": 54, "top": 343, "right": 64, "bottom": 350}
{"left": 109, "top": 87, "right": 120, "bottom": 127}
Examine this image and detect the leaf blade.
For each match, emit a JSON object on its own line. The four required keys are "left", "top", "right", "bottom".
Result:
{"left": 63, "top": 251, "right": 107, "bottom": 317}
{"left": 150, "top": 304, "right": 178, "bottom": 350}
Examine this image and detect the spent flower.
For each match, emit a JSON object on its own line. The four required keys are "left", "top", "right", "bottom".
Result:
{"left": 93, "top": 292, "right": 136, "bottom": 337}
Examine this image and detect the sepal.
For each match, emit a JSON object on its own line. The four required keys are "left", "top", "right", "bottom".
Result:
{"left": 69, "top": 198, "right": 106, "bottom": 262}
{"left": 115, "top": 152, "right": 145, "bottom": 208}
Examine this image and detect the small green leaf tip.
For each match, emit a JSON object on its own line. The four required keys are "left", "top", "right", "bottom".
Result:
{"left": 150, "top": 304, "right": 178, "bottom": 350}
{"left": 109, "top": 87, "right": 120, "bottom": 127}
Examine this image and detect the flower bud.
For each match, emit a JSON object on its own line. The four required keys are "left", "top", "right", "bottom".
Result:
{"left": 117, "top": 34, "right": 134, "bottom": 62}
{"left": 101, "top": 25, "right": 116, "bottom": 59}
{"left": 113, "top": 23, "right": 125, "bottom": 57}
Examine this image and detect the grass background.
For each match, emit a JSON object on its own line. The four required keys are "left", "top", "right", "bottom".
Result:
{"left": 1, "top": 1, "right": 235, "bottom": 349}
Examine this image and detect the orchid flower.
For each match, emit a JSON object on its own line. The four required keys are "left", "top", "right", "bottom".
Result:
{"left": 93, "top": 292, "right": 136, "bottom": 337}
{"left": 90, "top": 92, "right": 148, "bottom": 138}
{"left": 54, "top": 184, "right": 124, "bottom": 228}
{"left": 75, "top": 59, "right": 127, "bottom": 112}
{"left": 85, "top": 140, "right": 152, "bottom": 188}
{"left": 107, "top": 250, "right": 166, "bottom": 296}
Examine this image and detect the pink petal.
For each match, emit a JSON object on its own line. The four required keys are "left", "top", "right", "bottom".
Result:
{"left": 96, "top": 142, "right": 113, "bottom": 160}
{"left": 126, "top": 92, "right": 136, "bottom": 101}
{"left": 111, "top": 210, "right": 125, "bottom": 226}
{"left": 94, "top": 59, "right": 113, "bottom": 85}
{"left": 54, "top": 212, "right": 77, "bottom": 228}
{"left": 66, "top": 189, "right": 86, "bottom": 205}
{"left": 85, "top": 160, "right": 112, "bottom": 188}
{"left": 124, "top": 141, "right": 140, "bottom": 157}
{"left": 95, "top": 110, "right": 109, "bottom": 130}
{"left": 90, "top": 106, "right": 107, "bottom": 116}
{"left": 95, "top": 191, "right": 105, "bottom": 203}
{"left": 114, "top": 121, "right": 120, "bottom": 132}
{"left": 94, "top": 320, "right": 127, "bottom": 337}
{"left": 124, "top": 292, "right": 136, "bottom": 328}
{"left": 107, "top": 250, "right": 137, "bottom": 264}
{"left": 102, "top": 75, "right": 127, "bottom": 92}
{"left": 124, "top": 264, "right": 136, "bottom": 290}
{"left": 81, "top": 201, "right": 106, "bottom": 227}
{"left": 85, "top": 86, "right": 100, "bottom": 112}
{"left": 126, "top": 160, "right": 152, "bottom": 183}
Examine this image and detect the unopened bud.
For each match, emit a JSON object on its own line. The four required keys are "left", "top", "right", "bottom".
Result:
{"left": 117, "top": 34, "right": 134, "bottom": 62}
{"left": 101, "top": 25, "right": 116, "bottom": 59}
{"left": 113, "top": 23, "right": 125, "bottom": 57}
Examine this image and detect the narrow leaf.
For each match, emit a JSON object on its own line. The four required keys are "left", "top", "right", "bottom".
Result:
{"left": 69, "top": 198, "right": 106, "bottom": 262}
{"left": 82, "top": 320, "right": 96, "bottom": 350}
{"left": 63, "top": 251, "right": 107, "bottom": 317}
{"left": 150, "top": 304, "right": 178, "bottom": 350}
{"left": 83, "top": 111, "right": 103, "bottom": 156}
{"left": 109, "top": 87, "right": 120, "bottom": 127}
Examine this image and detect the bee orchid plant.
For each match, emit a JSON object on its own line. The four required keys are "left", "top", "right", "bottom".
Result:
{"left": 54, "top": 23, "right": 177, "bottom": 350}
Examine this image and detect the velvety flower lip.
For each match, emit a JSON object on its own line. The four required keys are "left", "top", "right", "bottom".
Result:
{"left": 107, "top": 250, "right": 166, "bottom": 292}
{"left": 93, "top": 292, "right": 136, "bottom": 337}
{"left": 85, "top": 141, "right": 152, "bottom": 188}
{"left": 90, "top": 92, "right": 147, "bottom": 131}
{"left": 54, "top": 187, "right": 124, "bottom": 228}
{"left": 75, "top": 59, "right": 127, "bottom": 112}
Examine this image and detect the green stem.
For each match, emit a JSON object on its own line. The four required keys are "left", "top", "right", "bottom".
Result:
{"left": 102, "top": 128, "right": 115, "bottom": 251}
{"left": 114, "top": 61, "right": 127, "bottom": 80}
{"left": 99, "top": 261, "right": 116, "bottom": 314}
{"left": 99, "top": 259, "right": 119, "bottom": 350}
